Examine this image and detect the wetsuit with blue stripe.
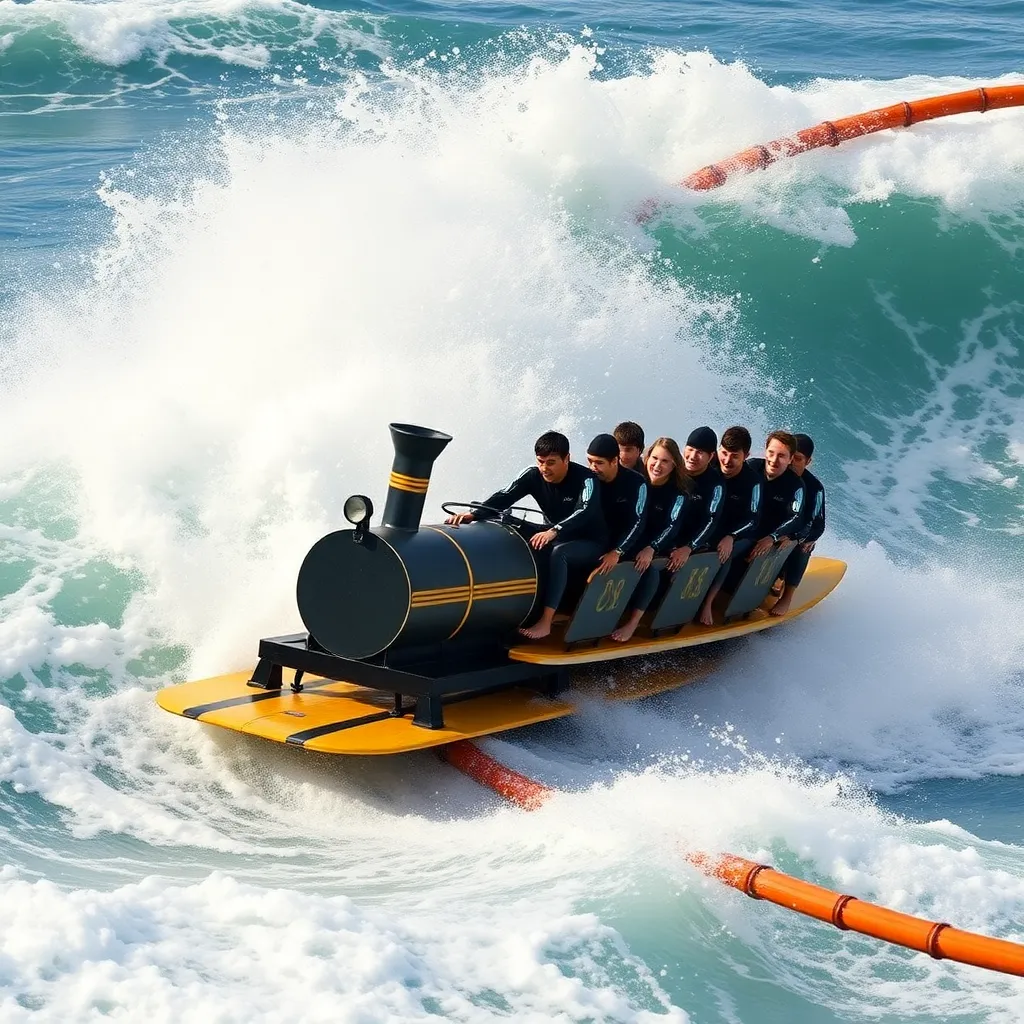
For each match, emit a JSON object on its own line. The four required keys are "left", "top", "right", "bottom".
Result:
{"left": 746, "top": 459, "right": 806, "bottom": 542}
{"left": 478, "top": 463, "right": 607, "bottom": 609}
{"left": 677, "top": 468, "right": 725, "bottom": 552}
{"left": 708, "top": 460, "right": 762, "bottom": 590}
{"left": 628, "top": 478, "right": 692, "bottom": 612}
{"left": 727, "top": 458, "right": 805, "bottom": 591}
{"left": 642, "top": 479, "right": 690, "bottom": 555}
{"left": 598, "top": 466, "right": 649, "bottom": 558}
{"left": 716, "top": 456, "right": 802, "bottom": 593}
{"left": 784, "top": 468, "right": 825, "bottom": 587}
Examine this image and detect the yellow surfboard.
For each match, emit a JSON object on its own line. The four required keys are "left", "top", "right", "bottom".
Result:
{"left": 507, "top": 556, "right": 845, "bottom": 665}
{"left": 156, "top": 557, "right": 845, "bottom": 755}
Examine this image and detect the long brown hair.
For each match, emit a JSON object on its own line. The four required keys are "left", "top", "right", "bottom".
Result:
{"left": 643, "top": 437, "right": 693, "bottom": 493}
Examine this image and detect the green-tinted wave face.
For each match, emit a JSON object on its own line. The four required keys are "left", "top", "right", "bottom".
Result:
{"left": 657, "top": 194, "right": 1024, "bottom": 553}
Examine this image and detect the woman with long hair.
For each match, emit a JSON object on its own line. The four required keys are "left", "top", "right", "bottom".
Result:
{"left": 611, "top": 437, "right": 695, "bottom": 642}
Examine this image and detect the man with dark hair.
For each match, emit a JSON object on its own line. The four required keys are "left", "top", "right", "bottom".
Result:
{"left": 745, "top": 429, "right": 806, "bottom": 564}
{"left": 697, "top": 425, "right": 761, "bottom": 626}
{"left": 586, "top": 433, "right": 648, "bottom": 575}
{"left": 445, "top": 430, "right": 607, "bottom": 639}
{"left": 613, "top": 421, "right": 645, "bottom": 472}
{"left": 672, "top": 426, "right": 725, "bottom": 571}
{"left": 770, "top": 432, "right": 825, "bottom": 617}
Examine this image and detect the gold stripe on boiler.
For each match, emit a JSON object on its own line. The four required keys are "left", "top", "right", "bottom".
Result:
{"left": 472, "top": 578, "right": 535, "bottom": 602}
{"left": 409, "top": 577, "right": 535, "bottom": 609}
{"left": 410, "top": 585, "right": 471, "bottom": 608}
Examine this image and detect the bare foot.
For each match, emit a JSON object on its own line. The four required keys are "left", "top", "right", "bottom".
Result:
{"left": 519, "top": 621, "right": 552, "bottom": 639}
{"left": 698, "top": 601, "right": 715, "bottom": 627}
{"left": 770, "top": 592, "right": 794, "bottom": 617}
{"left": 610, "top": 611, "right": 642, "bottom": 642}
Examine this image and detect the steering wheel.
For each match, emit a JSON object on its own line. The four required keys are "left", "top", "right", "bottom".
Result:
{"left": 441, "top": 501, "right": 549, "bottom": 528}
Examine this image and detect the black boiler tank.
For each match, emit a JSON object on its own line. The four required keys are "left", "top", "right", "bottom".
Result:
{"left": 295, "top": 422, "right": 538, "bottom": 660}
{"left": 296, "top": 521, "right": 537, "bottom": 659}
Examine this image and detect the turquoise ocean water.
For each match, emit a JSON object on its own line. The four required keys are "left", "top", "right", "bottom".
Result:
{"left": 1, "top": 0, "right": 1023, "bottom": 1019}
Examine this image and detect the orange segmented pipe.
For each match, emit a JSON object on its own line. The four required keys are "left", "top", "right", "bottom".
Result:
{"left": 681, "top": 84, "right": 1024, "bottom": 191}
{"left": 443, "top": 739, "right": 1024, "bottom": 977}
{"left": 688, "top": 852, "right": 1024, "bottom": 975}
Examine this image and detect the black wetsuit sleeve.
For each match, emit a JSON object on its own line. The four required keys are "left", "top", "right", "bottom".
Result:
{"left": 651, "top": 492, "right": 689, "bottom": 554}
{"left": 687, "top": 482, "right": 725, "bottom": 550}
{"left": 615, "top": 481, "right": 649, "bottom": 557}
{"left": 730, "top": 480, "right": 762, "bottom": 541}
{"left": 806, "top": 485, "right": 825, "bottom": 543}
{"left": 476, "top": 468, "right": 537, "bottom": 519}
{"left": 553, "top": 475, "right": 601, "bottom": 540}
{"left": 771, "top": 481, "right": 806, "bottom": 541}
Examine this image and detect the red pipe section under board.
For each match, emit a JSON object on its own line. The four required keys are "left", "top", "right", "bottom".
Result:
{"left": 442, "top": 740, "right": 1024, "bottom": 978}
{"left": 441, "top": 739, "right": 553, "bottom": 810}
{"left": 681, "top": 84, "right": 1024, "bottom": 191}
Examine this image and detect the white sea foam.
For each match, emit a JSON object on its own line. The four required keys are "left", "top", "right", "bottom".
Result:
{"left": 3, "top": 760, "right": 1024, "bottom": 1021}
{"left": 0, "top": 868, "right": 690, "bottom": 1023}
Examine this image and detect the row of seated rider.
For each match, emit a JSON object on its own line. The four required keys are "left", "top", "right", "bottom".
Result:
{"left": 443, "top": 422, "right": 825, "bottom": 641}
{"left": 608, "top": 421, "right": 825, "bottom": 638}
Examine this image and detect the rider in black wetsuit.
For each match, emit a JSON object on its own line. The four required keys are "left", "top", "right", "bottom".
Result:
{"left": 609, "top": 437, "right": 695, "bottom": 642}
{"left": 697, "top": 426, "right": 762, "bottom": 625}
{"left": 586, "top": 433, "right": 648, "bottom": 574}
{"left": 677, "top": 426, "right": 725, "bottom": 558}
{"left": 731, "top": 431, "right": 806, "bottom": 601}
{"left": 446, "top": 430, "right": 606, "bottom": 639}
{"left": 746, "top": 458, "right": 805, "bottom": 543}
{"left": 772, "top": 433, "right": 825, "bottom": 616}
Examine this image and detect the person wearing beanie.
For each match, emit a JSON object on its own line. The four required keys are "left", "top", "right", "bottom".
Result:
{"left": 770, "top": 433, "right": 825, "bottom": 617}
{"left": 586, "top": 433, "right": 649, "bottom": 576}
{"left": 684, "top": 426, "right": 718, "bottom": 465}
{"left": 673, "top": 425, "right": 726, "bottom": 565}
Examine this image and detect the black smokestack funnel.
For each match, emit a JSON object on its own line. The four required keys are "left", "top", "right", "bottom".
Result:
{"left": 381, "top": 422, "right": 453, "bottom": 531}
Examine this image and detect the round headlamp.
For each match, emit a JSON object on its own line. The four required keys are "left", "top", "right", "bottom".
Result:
{"left": 343, "top": 494, "right": 374, "bottom": 527}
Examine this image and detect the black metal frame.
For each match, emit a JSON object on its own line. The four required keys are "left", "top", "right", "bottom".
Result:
{"left": 247, "top": 633, "right": 568, "bottom": 730}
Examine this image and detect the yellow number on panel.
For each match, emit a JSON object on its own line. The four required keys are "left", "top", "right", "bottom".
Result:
{"left": 756, "top": 556, "right": 781, "bottom": 587}
{"left": 596, "top": 577, "right": 626, "bottom": 613}
{"left": 682, "top": 566, "right": 709, "bottom": 600}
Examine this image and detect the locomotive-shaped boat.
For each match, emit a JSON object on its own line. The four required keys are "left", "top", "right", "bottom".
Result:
{"left": 156, "top": 423, "right": 846, "bottom": 754}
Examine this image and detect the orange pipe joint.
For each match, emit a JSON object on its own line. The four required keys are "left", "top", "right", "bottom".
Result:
{"left": 688, "top": 853, "right": 1024, "bottom": 976}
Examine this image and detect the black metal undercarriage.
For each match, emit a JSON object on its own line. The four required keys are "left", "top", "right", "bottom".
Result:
{"left": 247, "top": 632, "right": 568, "bottom": 730}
